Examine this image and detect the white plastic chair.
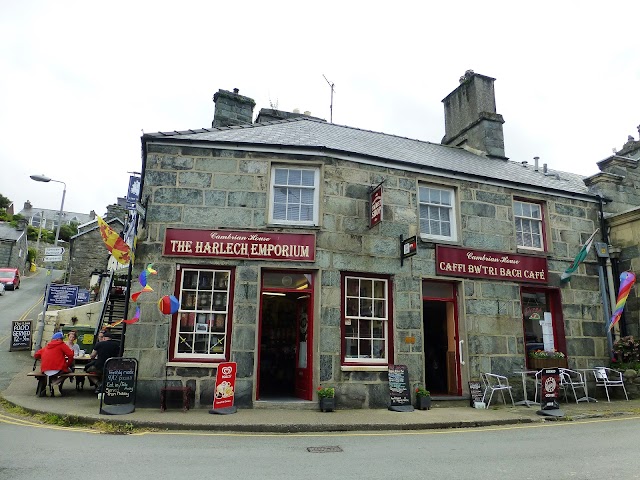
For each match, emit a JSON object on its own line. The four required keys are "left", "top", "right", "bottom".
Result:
{"left": 481, "top": 373, "right": 515, "bottom": 407}
{"left": 592, "top": 367, "right": 628, "bottom": 402}
{"left": 559, "top": 368, "right": 587, "bottom": 403}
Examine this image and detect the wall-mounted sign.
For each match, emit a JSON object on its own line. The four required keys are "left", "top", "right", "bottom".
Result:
{"left": 46, "top": 284, "right": 79, "bottom": 307}
{"left": 436, "top": 245, "right": 548, "bottom": 284}
{"left": 164, "top": 229, "right": 316, "bottom": 262}
{"left": 369, "top": 183, "right": 383, "bottom": 228}
{"left": 400, "top": 235, "right": 417, "bottom": 266}
{"left": 126, "top": 175, "right": 141, "bottom": 211}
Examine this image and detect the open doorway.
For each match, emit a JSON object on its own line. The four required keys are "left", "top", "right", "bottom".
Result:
{"left": 422, "top": 280, "right": 460, "bottom": 396}
{"left": 257, "top": 271, "right": 313, "bottom": 400}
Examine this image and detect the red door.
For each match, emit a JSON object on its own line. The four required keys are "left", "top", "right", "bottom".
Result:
{"left": 294, "top": 295, "right": 312, "bottom": 399}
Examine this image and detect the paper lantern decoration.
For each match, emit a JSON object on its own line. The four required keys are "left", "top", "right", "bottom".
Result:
{"left": 158, "top": 295, "right": 180, "bottom": 315}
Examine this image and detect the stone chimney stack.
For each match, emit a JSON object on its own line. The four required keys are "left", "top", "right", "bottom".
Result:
{"left": 441, "top": 71, "right": 506, "bottom": 159}
{"left": 212, "top": 88, "right": 256, "bottom": 128}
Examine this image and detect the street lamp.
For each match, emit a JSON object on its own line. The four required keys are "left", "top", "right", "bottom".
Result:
{"left": 30, "top": 174, "right": 66, "bottom": 245}
{"left": 30, "top": 174, "right": 67, "bottom": 350}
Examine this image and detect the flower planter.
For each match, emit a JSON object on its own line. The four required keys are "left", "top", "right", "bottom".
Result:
{"left": 319, "top": 397, "right": 335, "bottom": 412}
{"left": 416, "top": 395, "right": 431, "bottom": 410}
{"left": 529, "top": 357, "right": 568, "bottom": 370}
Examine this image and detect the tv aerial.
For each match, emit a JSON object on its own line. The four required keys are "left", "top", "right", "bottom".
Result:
{"left": 323, "top": 74, "right": 335, "bottom": 123}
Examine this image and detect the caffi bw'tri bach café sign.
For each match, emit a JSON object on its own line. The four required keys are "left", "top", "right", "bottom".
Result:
{"left": 436, "top": 245, "right": 548, "bottom": 284}
{"left": 163, "top": 229, "right": 316, "bottom": 262}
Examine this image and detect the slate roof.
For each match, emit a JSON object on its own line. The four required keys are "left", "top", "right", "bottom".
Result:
{"left": 0, "top": 223, "right": 25, "bottom": 242}
{"left": 144, "top": 117, "right": 593, "bottom": 199}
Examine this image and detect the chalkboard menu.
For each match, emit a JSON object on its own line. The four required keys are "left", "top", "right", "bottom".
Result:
{"left": 10, "top": 320, "right": 32, "bottom": 352}
{"left": 469, "top": 380, "right": 484, "bottom": 407}
{"left": 388, "top": 364, "right": 414, "bottom": 412}
{"left": 100, "top": 357, "right": 138, "bottom": 415}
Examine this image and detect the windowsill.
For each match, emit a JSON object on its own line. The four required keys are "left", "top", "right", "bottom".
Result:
{"left": 341, "top": 365, "right": 389, "bottom": 372}
{"left": 419, "top": 235, "right": 459, "bottom": 246}
{"left": 516, "top": 247, "right": 550, "bottom": 256}
{"left": 265, "top": 223, "right": 321, "bottom": 230}
{"left": 166, "top": 361, "right": 219, "bottom": 368}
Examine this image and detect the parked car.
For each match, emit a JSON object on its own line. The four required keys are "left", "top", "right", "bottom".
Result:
{"left": 0, "top": 281, "right": 4, "bottom": 295}
{"left": 0, "top": 268, "right": 21, "bottom": 290}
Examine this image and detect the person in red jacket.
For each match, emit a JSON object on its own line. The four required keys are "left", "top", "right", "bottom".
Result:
{"left": 34, "top": 331, "right": 75, "bottom": 396}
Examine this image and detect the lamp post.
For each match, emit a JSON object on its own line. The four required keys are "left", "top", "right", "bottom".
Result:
{"left": 30, "top": 174, "right": 66, "bottom": 245}
{"left": 30, "top": 174, "right": 67, "bottom": 350}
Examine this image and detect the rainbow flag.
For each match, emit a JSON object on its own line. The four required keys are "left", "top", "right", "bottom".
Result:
{"left": 609, "top": 271, "right": 636, "bottom": 331}
{"left": 97, "top": 216, "right": 132, "bottom": 265}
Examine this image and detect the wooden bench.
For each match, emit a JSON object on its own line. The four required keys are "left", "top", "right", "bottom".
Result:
{"left": 160, "top": 386, "right": 193, "bottom": 412}
{"left": 28, "top": 370, "right": 100, "bottom": 397}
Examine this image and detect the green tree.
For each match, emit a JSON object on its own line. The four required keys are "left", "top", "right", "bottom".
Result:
{"left": 0, "top": 193, "right": 11, "bottom": 209}
{"left": 58, "top": 222, "right": 78, "bottom": 242}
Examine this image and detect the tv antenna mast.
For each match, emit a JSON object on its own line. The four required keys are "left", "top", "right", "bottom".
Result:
{"left": 323, "top": 74, "right": 335, "bottom": 123}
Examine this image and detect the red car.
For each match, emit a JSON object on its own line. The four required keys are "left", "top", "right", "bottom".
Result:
{"left": 0, "top": 268, "right": 21, "bottom": 290}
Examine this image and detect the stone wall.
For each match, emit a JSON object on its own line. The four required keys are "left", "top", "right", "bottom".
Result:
{"left": 132, "top": 143, "right": 607, "bottom": 408}
{"left": 68, "top": 227, "right": 111, "bottom": 289}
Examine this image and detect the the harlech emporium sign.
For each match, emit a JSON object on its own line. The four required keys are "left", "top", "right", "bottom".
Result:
{"left": 436, "top": 245, "right": 548, "bottom": 284}
{"left": 163, "top": 229, "right": 316, "bottom": 262}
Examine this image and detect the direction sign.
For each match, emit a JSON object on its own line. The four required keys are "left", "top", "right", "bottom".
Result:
{"left": 44, "top": 247, "right": 65, "bottom": 256}
{"left": 44, "top": 255, "right": 63, "bottom": 263}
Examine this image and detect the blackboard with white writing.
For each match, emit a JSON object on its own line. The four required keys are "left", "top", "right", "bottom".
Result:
{"left": 100, "top": 357, "right": 138, "bottom": 415}
{"left": 10, "top": 320, "right": 32, "bottom": 351}
{"left": 388, "top": 364, "right": 413, "bottom": 411}
{"left": 469, "top": 380, "right": 484, "bottom": 406}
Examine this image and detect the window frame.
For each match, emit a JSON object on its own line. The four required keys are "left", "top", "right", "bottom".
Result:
{"left": 418, "top": 184, "right": 457, "bottom": 242}
{"left": 268, "top": 165, "right": 320, "bottom": 226}
{"left": 340, "top": 272, "right": 394, "bottom": 366}
{"left": 513, "top": 199, "right": 546, "bottom": 251}
{"left": 169, "top": 265, "right": 235, "bottom": 363}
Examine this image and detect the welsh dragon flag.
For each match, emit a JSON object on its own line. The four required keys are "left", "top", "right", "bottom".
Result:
{"left": 560, "top": 229, "right": 599, "bottom": 283}
{"left": 97, "top": 215, "right": 132, "bottom": 265}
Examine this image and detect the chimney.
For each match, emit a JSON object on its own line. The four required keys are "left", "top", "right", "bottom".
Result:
{"left": 441, "top": 71, "right": 506, "bottom": 159}
{"left": 24, "top": 200, "right": 33, "bottom": 210}
{"left": 212, "top": 88, "right": 256, "bottom": 128}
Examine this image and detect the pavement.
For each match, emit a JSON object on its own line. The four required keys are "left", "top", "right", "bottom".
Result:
{"left": 2, "top": 367, "right": 639, "bottom": 433}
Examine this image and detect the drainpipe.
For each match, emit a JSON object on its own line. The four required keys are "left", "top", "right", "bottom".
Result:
{"left": 596, "top": 195, "right": 617, "bottom": 357}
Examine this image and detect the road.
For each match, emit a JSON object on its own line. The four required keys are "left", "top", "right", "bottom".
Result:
{"left": 0, "top": 413, "right": 638, "bottom": 479}
{"left": 0, "top": 268, "right": 63, "bottom": 390}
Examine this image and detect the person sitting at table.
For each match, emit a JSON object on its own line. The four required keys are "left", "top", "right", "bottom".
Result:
{"left": 65, "top": 330, "right": 81, "bottom": 357}
{"left": 34, "top": 331, "right": 75, "bottom": 397}
{"left": 85, "top": 329, "right": 120, "bottom": 394}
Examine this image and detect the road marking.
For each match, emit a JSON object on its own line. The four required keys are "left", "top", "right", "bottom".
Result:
{"left": 0, "top": 413, "right": 98, "bottom": 433}
{"left": 126, "top": 414, "right": 640, "bottom": 437}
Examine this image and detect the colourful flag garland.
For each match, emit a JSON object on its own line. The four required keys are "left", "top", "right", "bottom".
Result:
{"left": 609, "top": 271, "right": 636, "bottom": 331}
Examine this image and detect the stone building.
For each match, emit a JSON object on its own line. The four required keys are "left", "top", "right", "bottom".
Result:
{"left": 585, "top": 132, "right": 640, "bottom": 339}
{"left": 125, "top": 73, "right": 631, "bottom": 408}
{"left": 0, "top": 220, "right": 29, "bottom": 272}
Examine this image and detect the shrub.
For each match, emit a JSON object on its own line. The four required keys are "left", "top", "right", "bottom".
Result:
{"left": 612, "top": 336, "right": 640, "bottom": 364}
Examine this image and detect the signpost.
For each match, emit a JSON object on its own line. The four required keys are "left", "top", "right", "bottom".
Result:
{"left": 44, "top": 247, "right": 65, "bottom": 256}
{"left": 44, "top": 255, "right": 63, "bottom": 263}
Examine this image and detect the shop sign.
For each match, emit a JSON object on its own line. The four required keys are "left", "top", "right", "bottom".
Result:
{"left": 369, "top": 183, "right": 383, "bottom": 228}
{"left": 436, "top": 245, "right": 548, "bottom": 284}
{"left": 163, "top": 229, "right": 316, "bottom": 262}
{"left": 212, "top": 362, "right": 237, "bottom": 411}
{"left": 541, "top": 367, "right": 560, "bottom": 410}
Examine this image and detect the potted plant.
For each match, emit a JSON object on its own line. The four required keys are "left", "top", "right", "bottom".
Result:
{"left": 317, "top": 386, "right": 335, "bottom": 412}
{"left": 528, "top": 349, "right": 568, "bottom": 369}
{"left": 415, "top": 386, "right": 431, "bottom": 410}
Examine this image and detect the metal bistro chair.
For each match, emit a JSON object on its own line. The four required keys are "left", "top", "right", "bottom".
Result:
{"left": 592, "top": 367, "right": 629, "bottom": 402}
{"left": 481, "top": 373, "right": 515, "bottom": 407}
{"left": 558, "top": 368, "right": 587, "bottom": 404}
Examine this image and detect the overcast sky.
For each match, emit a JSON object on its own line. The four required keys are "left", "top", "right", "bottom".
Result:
{"left": 1, "top": 1, "right": 639, "bottom": 216}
